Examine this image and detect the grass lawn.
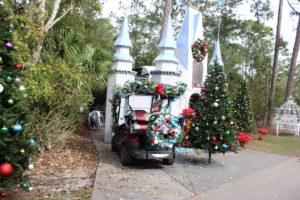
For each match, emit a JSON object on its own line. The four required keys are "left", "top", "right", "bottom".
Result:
{"left": 247, "top": 134, "right": 300, "bottom": 157}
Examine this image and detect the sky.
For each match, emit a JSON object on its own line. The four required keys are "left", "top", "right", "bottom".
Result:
{"left": 101, "top": 0, "right": 298, "bottom": 55}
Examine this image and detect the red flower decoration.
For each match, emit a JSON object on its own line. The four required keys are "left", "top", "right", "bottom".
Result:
{"left": 237, "top": 132, "right": 252, "bottom": 143}
{"left": 155, "top": 83, "right": 164, "bottom": 97}
{"left": 257, "top": 128, "right": 268, "bottom": 135}
{"left": 182, "top": 108, "right": 194, "bottom": 117}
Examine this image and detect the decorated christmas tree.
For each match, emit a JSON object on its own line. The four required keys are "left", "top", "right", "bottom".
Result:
{"left": 0, "top": 3, "right": 35, "bottom": 193}
{"left": 233, "top": 79, "right": 256, "bottom": 134}
{"left": 188, "top": 61, "right": 236, "bottom": 162}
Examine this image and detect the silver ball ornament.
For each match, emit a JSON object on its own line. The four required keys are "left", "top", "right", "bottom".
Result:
{"left": 212, "top": 102, "right": 219, "bottom": 107}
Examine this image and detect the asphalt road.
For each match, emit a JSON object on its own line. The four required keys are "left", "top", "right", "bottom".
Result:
{"left": 90, "top": 130, "right": 300, "bottom": 200}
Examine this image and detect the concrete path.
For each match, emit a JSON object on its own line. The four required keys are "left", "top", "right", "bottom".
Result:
{"left": 90, "top": 129, "right": 300, "bottom": 200}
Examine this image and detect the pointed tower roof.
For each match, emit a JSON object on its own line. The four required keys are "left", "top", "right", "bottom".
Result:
{"left": 175, "top": 6, "right": 204, "bottom": 69}
{"left": 114, "top": 16, "right": 133, "bottom": 48}
{"left": 153, "top": 15, "right": 179, "bottom": 64}
{"left": 158, "top": 15, "right": 177, "bottom": 49}
{"left": 113, "top": 16, "right": 134, "bottom": 63}
{"left": 176, "top": 6, "right": 203, "bottom": 49}
{"left": 209, "top": 40, "right": 224, "bottom": 66}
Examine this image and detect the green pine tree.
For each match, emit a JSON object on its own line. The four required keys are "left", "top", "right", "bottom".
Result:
{"left": 233, "top": 79, "right": 256, "bottom": 134}
{"left": 188, "top": 61, "right": 237, "bottom": 162}
{"left": 0, "top": 4, "right": 35, "bottom": 190}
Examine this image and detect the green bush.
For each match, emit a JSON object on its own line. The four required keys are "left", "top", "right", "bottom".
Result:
{"left": 24, "top": 61, "right": 93, "bottom": 151}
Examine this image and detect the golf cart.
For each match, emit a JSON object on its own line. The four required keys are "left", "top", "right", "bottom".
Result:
{"left": 111, "top": 92, "right": 177, "bottom": 166}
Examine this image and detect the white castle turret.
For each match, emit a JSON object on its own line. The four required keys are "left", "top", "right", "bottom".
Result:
{"left": 104, "top": 17, "right": 136, "bottom": 143}
{"left": 151, "top": 15, "right": 181, "bottom": 85}
{"left": 175, "top": 6, "right": 207, "bottom": 89}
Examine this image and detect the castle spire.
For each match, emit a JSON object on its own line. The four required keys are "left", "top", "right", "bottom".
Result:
{"left": 113, "top": 16, "right": 134, "bottom": 63}
{"left": 154, "top": 15, "right": 179, "bottom": 64}
{"left": 209, "top": 39, "right": 224, "bottom": 66}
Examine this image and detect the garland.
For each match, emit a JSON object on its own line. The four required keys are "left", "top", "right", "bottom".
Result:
{"left": 191, "top": 38, "right": 208, "bottom": 63}
{"left": 110, "top": 78, "right": 187, "bottom": 126}
{"left": 147, "top": 113, "right": 181, "bottom": 149}
{"left": 181, "top": 108, "right": 194, "bottom": 148}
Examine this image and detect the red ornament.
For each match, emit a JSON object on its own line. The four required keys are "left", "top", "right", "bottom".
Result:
{"left": 201, "top": 87, "right": 205, "bottom": 92}
{"left": 155, "top": 83, "right": 165, "bottom": 97}
{"left": 15, "top": 64, "right": 23, "bottom": 69}
{"left": 0, "top": 191, "right": 6, "bottom": 199}
{"left": 212, "top": 136, "right": 217, "bottom": 142}
{"left": 0, "top": 162, "right": 13, "bottom": 176}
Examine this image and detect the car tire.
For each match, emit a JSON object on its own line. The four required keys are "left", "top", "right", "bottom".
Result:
{"left": 162, "top": 157, "right": 175, "bottom": 165}
{"left": 111, "top": 135, "right": 118, "bottom": 152}
{"left": 120, "top": 145, "right": 134, "bottom": 166}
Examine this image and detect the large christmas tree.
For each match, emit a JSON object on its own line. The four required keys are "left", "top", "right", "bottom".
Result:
{"left": 188, "top": 61, "right": 236, "bottom": 162}
{"left": 233, "top": 79, "right": 256, "bottom": 133}
{"left": 0, "top": 3, "right": 35, "bottom": 192}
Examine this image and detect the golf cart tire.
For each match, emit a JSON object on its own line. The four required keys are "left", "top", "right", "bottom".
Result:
{"left": 162, "top": 157, "right": 175, "bottom": 165}
{"left": 111, "top": 135, "right": 118, "bottom": 152}
{"left": 120, "top": 145, "right": 134, "bottom": 166}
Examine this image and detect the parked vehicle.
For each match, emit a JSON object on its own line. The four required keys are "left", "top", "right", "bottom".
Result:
{"left": 111, "top": 92, "right": 176, "bottom": 166}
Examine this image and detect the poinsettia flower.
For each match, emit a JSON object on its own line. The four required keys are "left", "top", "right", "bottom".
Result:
{"left": 257, "top": 128, "right": 268, "bottom": 135}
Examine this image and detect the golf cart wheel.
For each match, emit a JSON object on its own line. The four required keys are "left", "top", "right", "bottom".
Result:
{"left": 120, "top": 145, "right": 134, "bottom": 166}
{"left": 162, "top": 157, "right": 175, "bottom": 165}
{"left": 111, "top": 135, "right": 118, "bottom": 152}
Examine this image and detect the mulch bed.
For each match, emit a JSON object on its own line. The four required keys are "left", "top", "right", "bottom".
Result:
{"left": 5, "top": 123, "right": 98, "bottom": 199}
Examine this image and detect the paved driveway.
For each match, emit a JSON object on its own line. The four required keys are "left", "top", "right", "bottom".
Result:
{"left": 90, "top": 130, "right": 300, "bottom": 200}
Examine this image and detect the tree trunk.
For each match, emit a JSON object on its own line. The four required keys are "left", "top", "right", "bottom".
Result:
{"left": 159, "top": 0, "right": 172, "bottom": 42}
{"left": 266, "top": 0, "right": 283, "bottom": 126}
{"left": 31, "top": 0, "right": 45, "bottom": 64}
{"left": 31, "top": 0, "right": 72, "bottom": 64}
{"left": 285, "top": 14, "right": 300, "bottom": 100}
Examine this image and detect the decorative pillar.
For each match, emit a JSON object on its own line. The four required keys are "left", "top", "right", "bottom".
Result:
{"left": 104, "top": 17, "right": 136, "bottom": 143}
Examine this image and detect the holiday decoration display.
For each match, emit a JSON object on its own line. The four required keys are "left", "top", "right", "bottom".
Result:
{"left": 188, "top": 61, "right": 237, "bottom": 162}
{"left": 0, "top": 4, "right": 35, "bottom": 191}
{"left": 110, "top": 78, "right": 187, "bottom": 125}
{"left": 0, "top": 191, "right": 6, "bottom": 199}
{"left": 0, "top": 84, "right": 3, "bottom": 93}
{"left": 233, "top": 79, "right": 256, "bottom": 133}
{"left": 11, "top": 123, "right": 23, "bottom": 134}
{"left": 20, "top": 182, "right": 29, "bottom": 190}
{"left": 191, "top": 38, "right": 208, "bottom": 63}
{"left": 237, "top": 132, "right": 252, "bottom": 148}
{"left": 257, "top": 128, "right": 268, "bottom": 135}
{"left": 180, "top": 108, "right": 194, "bottom": 147}
{"left": 0, "top": 163, "right": 13, "bottom": 176}
{"left": 147, "top": 114, "right": 181, "bottom": 149}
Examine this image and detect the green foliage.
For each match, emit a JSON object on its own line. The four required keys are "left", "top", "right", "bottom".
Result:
{"left": 188, "top": 62, "right": 237, "bottom": 154}
{"left": 233, "top": 79, "right": 256, "bottom": 133}
{"left": 0, "top": 4, "right": 35, "bottom": 189}
{"left": 24, "top": 61, "right": 94, "bottom": 151}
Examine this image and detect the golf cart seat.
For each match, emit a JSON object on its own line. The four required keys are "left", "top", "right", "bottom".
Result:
{"left": 131, "top": 110, "right": 151, "bottom": 132}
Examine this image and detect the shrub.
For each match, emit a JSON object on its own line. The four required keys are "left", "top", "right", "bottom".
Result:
{"left": 24, "top": 61, "right": 93, "bottom": 151}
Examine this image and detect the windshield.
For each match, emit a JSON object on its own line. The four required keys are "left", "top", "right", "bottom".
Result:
{"left": 128, "top": 95, "right": 153, "bottom": 113}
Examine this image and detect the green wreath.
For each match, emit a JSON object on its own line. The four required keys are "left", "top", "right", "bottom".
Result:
{"left": 191, "top": 38, "right": 208, "bottom": 63}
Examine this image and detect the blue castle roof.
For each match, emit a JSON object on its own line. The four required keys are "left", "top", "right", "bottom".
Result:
{"left": 114, "top": 16, "right": 133, "bottom": 48}
{"left": 154, "top": 15, "right": 179, "bottom": 64}
{"left": 113, "top": 16, "right": 134, "bottom": 63}
{"left": 158, "top": 15, "right": 177, "bottom": 49}
{"left": 176, "top": 7, "right": 204, "bottom": 69}
{"left": 209, "top": 40, "right": 224, "bottom": 66}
